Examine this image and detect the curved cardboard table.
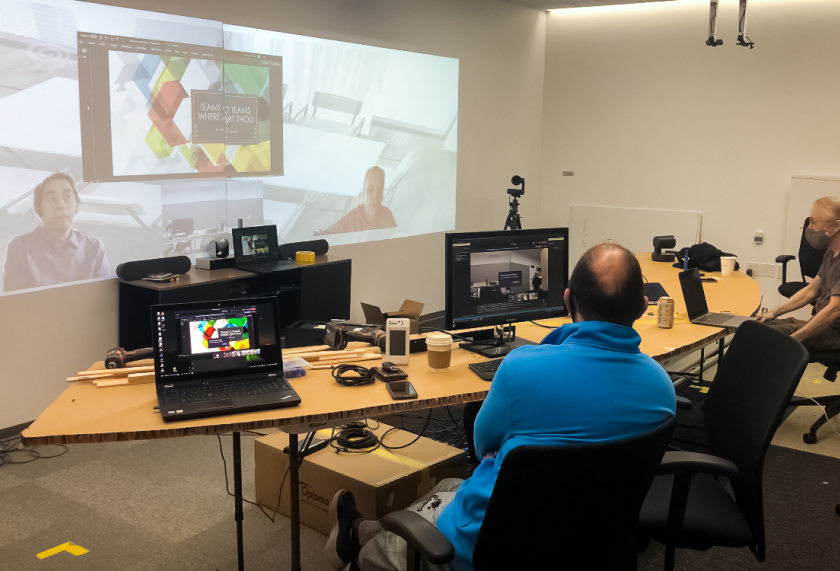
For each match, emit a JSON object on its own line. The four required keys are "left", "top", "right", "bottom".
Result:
{"left": 22, "top": 253, "right": 762, "bottom": 570}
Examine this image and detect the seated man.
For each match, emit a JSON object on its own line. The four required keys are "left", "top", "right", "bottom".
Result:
{"left": 3, "top": 173, "right": 109, "bottom": 292}
{"left": 759, "top": 196, "right": 840, "bottom": 354}
{"left": 324, "top": 243, "right": 677, "bottom": 571}
{"left": 314, "top": 166, "right": 396, "bottom": 236}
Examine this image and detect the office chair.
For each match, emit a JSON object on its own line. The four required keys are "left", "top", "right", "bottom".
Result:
{"left": 639, "top": 321, "right": 809, "bottom": 571}
{"left": 380, "top": 416, "right": 677, "bottom": 571}
{"left": 776, "top": 216, "right": 825, "bottom": 299}
{"left": 292, "top": 91, "right": 365, "bottom": 137}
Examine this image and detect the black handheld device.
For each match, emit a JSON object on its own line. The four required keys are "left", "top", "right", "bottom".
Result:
{"left": 386, "top": 380, "right": 418, "bottom": 400}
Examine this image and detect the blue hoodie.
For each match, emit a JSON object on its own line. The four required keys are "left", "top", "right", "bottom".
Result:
{"left": 435, "top": 321, "right": 677, "bottom": 570}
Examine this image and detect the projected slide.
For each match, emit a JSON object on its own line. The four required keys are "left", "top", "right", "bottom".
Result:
{"left": 78, "top": 33, "right": 283, "bottom": 182}
{"left": 189, "top": 318, "right": 251, "bottom": 354}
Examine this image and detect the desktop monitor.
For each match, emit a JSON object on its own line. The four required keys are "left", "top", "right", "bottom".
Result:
{"left": 445, "top": 228, "right": 569, "bottom": 345}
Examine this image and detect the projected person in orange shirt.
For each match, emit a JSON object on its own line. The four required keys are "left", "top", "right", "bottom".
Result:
{"left": 314, "top": 166, "right": 396, "bottom": 236}
{"left": 3, "top": 173, "right": 109, "bottom": 292}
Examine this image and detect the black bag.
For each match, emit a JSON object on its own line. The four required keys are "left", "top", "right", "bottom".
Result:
{"left": 673, "top": 243, "right": 740, "bottom": 273}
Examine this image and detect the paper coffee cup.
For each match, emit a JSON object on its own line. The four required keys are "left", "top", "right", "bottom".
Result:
{"left": 720, "top": 256, "right": 736, "bottom": 277}
{"left": 426, "top": 332, "right": 453, "bottom": 370}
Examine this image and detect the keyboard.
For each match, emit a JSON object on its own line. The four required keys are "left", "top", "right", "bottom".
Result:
{"left": 699, "top": 313, "right": 735, "bottom": 325}
{"left": 159, "top": 379, "right": 290, "bottom": 405}
{"left": 468, "top": 358, "right": 504, "bottom": 381}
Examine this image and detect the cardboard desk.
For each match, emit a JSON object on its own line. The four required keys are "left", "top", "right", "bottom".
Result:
{"left": 21, "top": 252, "right": 762, "bottom": 570}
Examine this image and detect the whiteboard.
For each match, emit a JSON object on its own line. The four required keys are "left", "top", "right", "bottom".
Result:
{"left": 569, "top": 205, "right": 702, "bottom": 269}
{"left": 784, "top": 176, "right": 840, "bottom": 281}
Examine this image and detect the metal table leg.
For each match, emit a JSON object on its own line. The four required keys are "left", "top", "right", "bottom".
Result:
{"left": 233, "top": 431, "right": 245, "bottom": 571}
{"left": 289, "top": 433, "right": 301, "bottom": 571}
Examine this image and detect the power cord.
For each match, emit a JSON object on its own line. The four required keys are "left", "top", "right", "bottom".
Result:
{"left": 794, "top": 389, "right": 840, "bottom": 438}
{"left": 0, "top": 434, "right": 68, "bottom": 467}
{"left": 332, "top": 364, "right": 376, "bottom": 387}
{"left": 530, "top": 320, "right": 557, "bottom": 329}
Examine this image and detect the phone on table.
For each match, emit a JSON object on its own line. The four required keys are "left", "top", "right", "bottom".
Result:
{"left": 386, "top": 380, "right": 418, "bottom": 400}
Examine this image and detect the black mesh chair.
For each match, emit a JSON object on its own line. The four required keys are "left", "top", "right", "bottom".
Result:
{"left": 380, "top": 416, "right": 676, "bottom": 571}
{"left": 639, "top": 321, "right": 809, "bottom": 571}
{"left": 776, "top": 216, "right": 825, "bottom": 299}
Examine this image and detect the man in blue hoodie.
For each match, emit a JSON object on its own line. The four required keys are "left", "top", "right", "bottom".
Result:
{"left": 324, "top": 243, "right": 677, "bottom": 571}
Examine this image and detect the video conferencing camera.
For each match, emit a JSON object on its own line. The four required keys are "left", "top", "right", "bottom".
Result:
{"left": 324, "top": 321, "right": 387, "bottom": 351}
{"left": 507, "top": 175, "right": 525, "bottom": 198}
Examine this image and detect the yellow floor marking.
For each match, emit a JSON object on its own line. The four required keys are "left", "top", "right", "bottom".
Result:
{"left": 36, "top": 542, "right": 89, "bottom": 559}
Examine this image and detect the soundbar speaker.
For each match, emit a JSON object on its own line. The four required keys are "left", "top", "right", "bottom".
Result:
{"left": 116, "top": 256, "right": 192, "bottom": 281}
{"left": 279, "top": 239, "right": 329, "bottom": 260}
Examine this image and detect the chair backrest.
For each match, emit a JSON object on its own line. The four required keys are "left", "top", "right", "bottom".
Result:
{"left": 472, "top": 416, "right": 676, "bottom": 571}
{"left": 702, "top": 320, "right": 808, "bottom": 558}
{"left": 798, "top": 216, "right": 826, "bottom": 280}
{"left": 311, "top": 91, "right": 363, "bottom": 123}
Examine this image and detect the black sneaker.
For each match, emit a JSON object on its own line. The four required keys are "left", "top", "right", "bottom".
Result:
{"left": 324, "top": 489, "right": 363, "bottom": 569}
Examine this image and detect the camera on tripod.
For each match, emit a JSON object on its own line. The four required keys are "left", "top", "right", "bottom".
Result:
{"left": 507, "top": 175, "right": 525, "bottom": 198}
{"left": 504, "top": 175, "right": 524, "bottom": 231}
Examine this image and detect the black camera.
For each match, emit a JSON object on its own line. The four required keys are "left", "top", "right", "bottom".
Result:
{"left": 507, "top": 175, "right": 525, "bottom": 198}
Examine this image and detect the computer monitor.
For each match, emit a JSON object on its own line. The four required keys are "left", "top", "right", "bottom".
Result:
{"left": 445, "top": 228, "right": 569, "bottom": 355}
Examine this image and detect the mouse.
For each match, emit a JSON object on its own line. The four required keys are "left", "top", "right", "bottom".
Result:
{"left": 382, "top": 361, "right": 398, "bottom": 373}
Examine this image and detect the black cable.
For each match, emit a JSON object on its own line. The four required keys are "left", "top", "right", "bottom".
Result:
{"left": 0, "top": 435, "right": 68, "bottom": 466}
{"left": 529, "top": 320, "right": 557, "bottom": 329}
{"left": 381, "top": 409, "right": 434, "bottom": 450}
{"left": 329, "top": 422, "right": 381, "bottom": 454}
{"left": 331, "top": 364, "right": 376, "bottom": 387}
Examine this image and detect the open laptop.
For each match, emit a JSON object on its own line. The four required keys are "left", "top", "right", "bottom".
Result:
{"left": 151, "top": 297, "right": 300, "bottom": 422}
{"left": 231, "top": 225, "right": 294, "bottom": 273}
{"left": 678, "top": 269, "right": 753, "bottom": 329}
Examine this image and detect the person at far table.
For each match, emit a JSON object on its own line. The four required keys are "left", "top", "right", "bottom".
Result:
{"left": 323, "top": 242, "right": 677, "bottom": 571}
{"left": 3, "top": 172, "right": 109, "bottom": 292}
{"left": 314, "top": 166, "right": 396, "bottom": 236}
{"left": 759, "top": 196, "right": 840, "bottom": 354}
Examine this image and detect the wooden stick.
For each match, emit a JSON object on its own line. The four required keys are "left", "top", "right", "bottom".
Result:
{"left": 95, "top": 372, "right": 155, "bottom": 387}
{"left": 309, "top": 354, "right": 382, "bottom": 369}
{"left": 76, "top": 365, "right": 154, "bottom": 376}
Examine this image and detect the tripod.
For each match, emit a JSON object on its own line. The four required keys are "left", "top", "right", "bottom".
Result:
{"left": 504, "top": 195, "right": 522, "bottom": 230}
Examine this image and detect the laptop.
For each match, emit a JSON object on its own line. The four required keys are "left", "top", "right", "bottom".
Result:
{"left": 643, "top": 282, "right": 669, "bottom": 305}
{"left": 678, "top": 269, "right": 753, "bottom": 329}
{"left": 151, "top": 297, "right": 301, "bottom": 422}
{"left": 231, "top": 225, "right": 294, "bottom": 273}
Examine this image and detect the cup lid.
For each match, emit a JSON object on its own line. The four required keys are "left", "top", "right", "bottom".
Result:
{"left": 426, "top": 332, "right": 453, "bottom": 345}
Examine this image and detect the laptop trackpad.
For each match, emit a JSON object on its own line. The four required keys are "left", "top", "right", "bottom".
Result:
{"left": 196, "top": 398, "right": 235, "bottom": 408}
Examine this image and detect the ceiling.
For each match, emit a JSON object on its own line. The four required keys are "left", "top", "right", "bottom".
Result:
{"left": 501, "top": 0, "right": 674, "bottom": 10}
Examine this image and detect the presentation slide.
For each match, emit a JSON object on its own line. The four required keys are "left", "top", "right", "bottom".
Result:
{"left": 0, "top": 0, "right": 459, "bottom": 296}
{"left": 188, "top": 317, "right": 252, "bottom": 354}
{"left": 78, "top": 33, "right": 284, "bottom": 181}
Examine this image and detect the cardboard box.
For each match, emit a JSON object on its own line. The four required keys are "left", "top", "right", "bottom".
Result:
{"left": 255, "top": 424, "right": 468, "bottom": 535}
{"left": 361, "top": 300, "right": 425, "bottom": 334}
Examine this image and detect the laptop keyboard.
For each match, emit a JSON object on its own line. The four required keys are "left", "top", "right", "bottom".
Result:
{"left": 243, "top": 261, "right": 288, "bottom": 272}
{"left": 468, "top": 358, "right": 504, "bottom": 381}
{"left": 160, "top": 379, "right": 290, "bottom": 405}
{"left": 701, "top": 313, "right": 735, "bottom": 325}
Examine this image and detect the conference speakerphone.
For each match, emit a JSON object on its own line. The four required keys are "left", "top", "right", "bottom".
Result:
{"left": 77, "top": 32, "right": 285, "bottom": 182}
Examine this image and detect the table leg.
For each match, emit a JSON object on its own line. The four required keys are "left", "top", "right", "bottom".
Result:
{"left": 698, "top": 347, "right": 705, "bottom": 383}
{"left": 233, "top": 431, "right": 245, "bottom": 571}
{"left": 718, "top": 337, "right": 725, "bottom": 362}
{"left": 289, "top": 433, "right": 301, "bottom": 571}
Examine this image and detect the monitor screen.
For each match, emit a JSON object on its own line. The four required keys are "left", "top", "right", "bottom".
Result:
{"left": 445, "top": 228, "right": 569, "bottom": 330}
{"left": 152, "top": 298, "right": 281, "bottom": 383}
{"left": 231, "top": 225, "right": 278, "bottom": 261}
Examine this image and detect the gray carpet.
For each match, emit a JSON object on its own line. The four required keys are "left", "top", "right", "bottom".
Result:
{"left": 2, "top": 413, "right": 840, "bottom": 570}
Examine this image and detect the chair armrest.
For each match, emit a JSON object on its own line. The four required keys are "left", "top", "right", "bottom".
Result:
{"left": 675, "top": 396, "right": 693, "bottom": 411}
{"left": 775, "top": 255, "right": 795, "bottom": 264}
{"left": 657, "top": 451, "right": 739, "bottom": 478}
{"left": 380, "top": 511, "right": 455, "bottom": 565}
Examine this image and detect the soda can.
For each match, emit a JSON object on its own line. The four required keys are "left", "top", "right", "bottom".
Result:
{"left": 657, "top": 296, "right": 675, "bottom": 329}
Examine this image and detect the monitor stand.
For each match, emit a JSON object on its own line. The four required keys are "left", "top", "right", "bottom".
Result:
{"left": 458, "top": 325, "right": 536, "bottom": 359}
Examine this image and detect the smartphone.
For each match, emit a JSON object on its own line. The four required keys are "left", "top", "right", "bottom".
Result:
{"left": 386, "top": 380, "right": 418, "bottom": 400}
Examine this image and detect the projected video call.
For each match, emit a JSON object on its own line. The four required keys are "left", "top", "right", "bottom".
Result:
{"left": 0, "top": 0, "right": 459, "bottom": 295}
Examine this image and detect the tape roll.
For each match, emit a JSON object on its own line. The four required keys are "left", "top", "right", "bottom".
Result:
{"left": 296, "top": 251, "right": 315, "bottom": 263}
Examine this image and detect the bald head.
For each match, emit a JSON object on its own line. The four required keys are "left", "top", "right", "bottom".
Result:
{"left": 566, "top": 243, "right": 646, "bottom": 327}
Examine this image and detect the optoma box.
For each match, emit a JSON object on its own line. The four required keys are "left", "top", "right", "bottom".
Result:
{"left": 196, "top": 255, "right": 236, "bottom": 270}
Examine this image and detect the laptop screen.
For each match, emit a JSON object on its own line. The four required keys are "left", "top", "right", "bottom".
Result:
{"left": 232, "top": 225, "right": 279, "bottom": 263}
{"left": 678, "top": 269, "right": 709, "bottom": 320}
{"left": 151, "top": 297, "right": 282, "bottom": 384}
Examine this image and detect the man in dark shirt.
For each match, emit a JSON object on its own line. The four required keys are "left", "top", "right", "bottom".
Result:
{"left": 314, "top": 166, "right": 396, "bottom": 236}
{"left": 759, "top": 197, "right": 840, "bottom": 353}
{"left": 3, "top": 173, "right": 109, "bottom": 292}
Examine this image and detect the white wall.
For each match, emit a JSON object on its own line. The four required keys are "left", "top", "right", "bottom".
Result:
{"left": 0, "top": 0, "right": 547, "bottom": 429}
{"left": 539, "top": 0, "right": 840, "bottom": 312}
